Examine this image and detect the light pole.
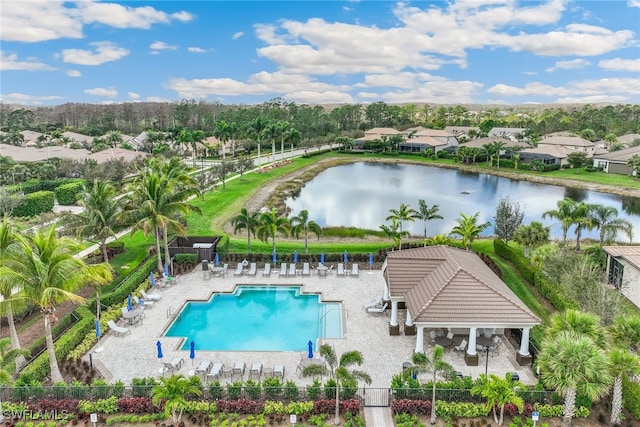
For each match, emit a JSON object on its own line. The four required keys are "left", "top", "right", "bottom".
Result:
{"left": 483, "top": 344, "right": 495, "bottom": 376}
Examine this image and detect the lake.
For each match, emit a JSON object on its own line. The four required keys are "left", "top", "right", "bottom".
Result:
{"left": 284, "top": 162, "right": 640, "bottom": 243}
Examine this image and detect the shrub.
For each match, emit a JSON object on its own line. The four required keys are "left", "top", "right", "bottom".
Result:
{"left": 623, "top": 377, "right": 640, "bottom": 420}
{"left": 117, "top": 397, "right": 160, "bottom": 413}
{"left": 306, "top": 379, "right": 322, "bottom": 401}
{"left": 215, "top": 398, "right": 263, "bottom": 414}
{"left": 209, "top": 381, "right": 224, "bottom": 400}
{"left": 54, "top": 181, "right": 85, "bottom": 205}
{"left": 391, "top": 399, "right": 432, "bottom": 415}
{"left": 174, "top": 253, "right": 198, "bottom": 264}
{"left": 12, "top": 190, "right": 55, "bottom": 217}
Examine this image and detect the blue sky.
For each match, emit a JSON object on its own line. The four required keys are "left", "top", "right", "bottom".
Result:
{"left": 1, "top": 0, "right": 639, "bottom": 106}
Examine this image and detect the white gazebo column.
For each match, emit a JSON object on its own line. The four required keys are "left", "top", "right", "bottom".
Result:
{"left": 414, "top": 325, "right": 425, "bottom": 353}
{"left": 389, "top": 299, "right": 400, "bottom": 335}
{"left": 404, "top": 309, "right": 416, "bottom": 335}
{"left": 465, "top": 327, "right": 479, "bottom": 366}
{"left": 383, "top": 282, "right": 390, "bottom": 301}
{"left": 516, "top": 327, "right": 533, "bottom": 366}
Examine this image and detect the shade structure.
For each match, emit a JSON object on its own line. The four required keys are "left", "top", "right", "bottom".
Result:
{"left": 95, "top": 319, "right": 101, "bottom": 338}
{"left": 320, "top": 252, "right": 325, "bottom": 265}
{"left": 164, "top": 262, "right": 170, "bottom": 277}
{"left": 150, "top": 272, "right": 157, "bottom": 287}
{"left": 272, "top": 250, "right": 277, "bottom": 265}
{"left": 343, "top": 250, "right": 348, "bottom": 264}
{"left": 214, "top": 253, "right": 220, "bottom": 267}
{"left": 369, "top": 252, "right": 374, "bottom": 268}
{"left": 189, "top": 341, "right": 196, "bottom": 365}
{"left": 127, "top": 295, "right": 133, "bottom": 311}
{"left": 293, "top": 250, "right": 298, "bottom": 263}
{"left": 308, "top": 340, "right": 314, "bottom": 359}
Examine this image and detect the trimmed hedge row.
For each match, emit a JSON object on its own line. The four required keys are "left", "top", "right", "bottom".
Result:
{"left": 21, "top": 179, "right": 77, "bottom": 194}
{"left": 12, "top": 190, "right": 55, "bottom": 217}
{"left": 54, "top": 181, "right": 85, "bottom": 205}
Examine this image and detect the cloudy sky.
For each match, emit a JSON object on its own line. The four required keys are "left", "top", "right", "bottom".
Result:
{"left": 1, "top": 0, "right": 639, "bottom": 106}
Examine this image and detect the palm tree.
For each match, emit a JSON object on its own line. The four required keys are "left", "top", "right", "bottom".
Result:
{"left": 627, "top": 154, "right": 640, "bottom": 179}
{"left": 151, "top": 374, "right": 202, "bottom": 423}
{"left": 231, "top": 208, "right": 260, "bottom": 254}
{"left": 416, "top": 200, "right": 443, "bottom": 246}
{"left": 589, "top": 204, "right": 633, "bottom": 246}
{"left": 213, "top": 120, "right": 232, "bottom": 161}
{"left": 546, "top": 309, "right": 607, "bottom": 349}
{"left": 380, "top": 218, "right": 408, "bottom": 250}
{"left": 63, "top": 180, "right": 124, "bottom": 263}
{"left": 471, "top": 373, "right": 525, "bottom": 425}
{"left": 449, "top": 212, "right": 491, "bottom": 250}
{"left": 248, "top": 116, "right": 268, "bottom": 170}
{"left": 263, "top": 122, "right": 281, "bottom": 166}
{"left": 513, "top": 221, "right": 550, "bottom": 258}
{"left": 570, "top": 202, "right": 594, "bottom": 250}
{"left": 278, "top": 121, "right": 291, "bottom": 162}
{"left": 284, "top": 127, "right": 301, "bottom": 159}
{"left": 542, "top": 198, "right": 577, "bottom": 245}
{"left": 256, "top": 208, "right": 290, "bottom": 254}
{"left": 191, "top": 129, "right": 205, "bottom": 167}
{"left": 608, "top": 348, "right": 640, "bottom": 425}
{"left": 0, "top": 227, "right": 112, "bottom": 383}
{"left": 412, "top": 345, "right": 455, "bottom": 425}
{"left": 105, "top": 130, "right": 123, "bottom": 148}
{"left": 290, "top": 209, "right": 322, "bottom": 254}
{"left": 303, "top": 344, "right": 371, "bottom": 426}
{"left": 386, "top": 203, "right": 418, "bottom": 237}
{"left": 537, "top": 332, "right": 611, "bottom": 427}
{"left": 608, "top": 315, "right": 640, "bottom": 354}
{"left": 176, "top": 128, "right": 193, "bottom": 160}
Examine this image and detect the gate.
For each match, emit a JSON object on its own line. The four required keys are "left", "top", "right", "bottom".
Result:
{"left": 359, "top": 388, "right": 391, "bottom": 407}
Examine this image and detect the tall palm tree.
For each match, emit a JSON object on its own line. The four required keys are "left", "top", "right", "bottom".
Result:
{"left": 63, "top": 180, "right": 124, "bottom": 263}
{"left": 449, "top": 212, "right": 491, "bottom": 250}
{"left": 590, "top": 204, "right": 633, "bottom": 246}
{"left": 380, "top": 218, "right": 408, "bottom": 250}
{"left": 213, "top": 120, "right": 232, "bottom": 161}
{"left": 546, "top": 309, "right": 607, "bottom": 349}
{"left": 191, "top": 129, "right": 205, "bottom": 167}
{"left": 176, "top": 128, "right": 193, "bottom": 159}
{"left": 284, "top": 127, "right": 301, "bottom": 159}
{"left": 471, "top": 373, "right": 525, "bottom": 425}
{"left": 0, "top": 227, "right": 112, "bottom": 383}
{"left": 513, "top": 221, "right": 550, "bottom": 258}
{"left": 608, "top": 315, "right": 640, "bottom": 354}
{"left": 231, "top": 208, "right": 260, "bottom": 254}
{"left": 263, "top": 122, "right": 281, "bottom": 166}
{"left": 416, "top": 200, "right": 443, "bottom": 246}
{"left": 412, "top": 345, "right": 455, "bottom": 425}
{"left": 151, "top": 374, "right": 202, "bottom": 423}
{"left": 0, "top": 217, "right": 27, "bottom": 368}
{"left": 542, "top": 197, "right": 577, "bottom": 245}
{"left": 255, "top": 208, "right": 290, "bottom": 254}
{"left": 105, "top": 130, "right": 123, "bottom": 148}
{"left": 303, "top": 344, "right": 371, "bottom": 426}
{"left": 386, "top": 203, "right": 418, "bottom": 236}
{"left": 537, "top": 331, "right": 611, "bottom": 427}
{"left": 608, "top": 348, "right": 640, "bottom": 425}
{"left": 290, "top": 209, "right": 322, "bottom": 254}
{"left": 248, "top": 116, "right": 268, "bottom": 170}
{"left": 570, "top": 201, "right": 594, "bottom": 250}
{"left": 278, "top": 121, "right": 291, "bottom": 162}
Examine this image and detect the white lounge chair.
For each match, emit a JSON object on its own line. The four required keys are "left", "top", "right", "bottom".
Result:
{"left": 273, "top": 364, "right": 285, "bottom": 379}
{"left": 207, "top": 363, "right": 223, "bottom": 382}
{"left": 262, "top": 263, "right": 271, "bottom": 277}
{"left": 107, "top": 320, "right": 130, "bottom": 337}
{"left": 288, "top": 263, "right": 296, "bottom": 277}
{"left": 279, "top": 263, "right": 287, "bottom": 276}
{"left": 366, "top": 302, "right": 388, "bottom": 314}
{"left": 301, "top": 262, "right": 310, "bottom": 277}
{"left": 337, "top": 263, "right": 345, "bottom": 277}
{"left": 351, "top": 263, "right": 359, "bottom": 277}
{"left": 164, "top": 357, "right": 184, "bottom": 373}
{"left": 249, "top": 362, "right": 262, "bottom": 379}
{"left": 446, "top": 331, "right": 455, "bottom": 340}
{"left": 233, "top": 263, "right": 244, "bottom": 277}
{"left": 361, "top": 296, "right": 383, "bottom": 310}
{"left": 247, "top": 262, "right": 257, "bottom": 276}
{"left": 454, "top": 339, "right": 468, "bottom": 356}
{"left": 233, "top": 361, "right": 245, "bottom": 380}
{"left": 196, "top": 360, "right": 212, "bottom": 378}
{"left": 133, "top": 296, "right": 153, "bottom": 308}
{"left": 141, "top": 289, "right": 161, "bottom": 301}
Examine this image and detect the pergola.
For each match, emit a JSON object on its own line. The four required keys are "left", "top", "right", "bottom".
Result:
{"left": 382, "top": 246, "right": 540, "bottom": 366}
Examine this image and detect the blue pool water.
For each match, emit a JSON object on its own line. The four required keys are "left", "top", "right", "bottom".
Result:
{"left": 164, "top": 286, "right": 343, "bottom": 351}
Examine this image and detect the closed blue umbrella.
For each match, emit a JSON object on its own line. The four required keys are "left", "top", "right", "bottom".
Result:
{"left": 214, "top": 253, "right": 220, "bottom": 267}
{"left": 95, "top": 319, "right": 101, "bottom": 338}
{"left": 320, "top": 252, "right": 325, "bottom": 265}
{"left": 293, "top": 250, "right": 298, "bottom": 263}
{"left": 164, "top": 262, "right": 170, "bottom": 278}
{"left": 189, "top": 341, "right": 196, "bottom": 366}
{"left": 150, "top": 272, "right": 157, "bottom": 288}
{"left": 308, "top": 340, "right": 314, "bottom": 359}
{"left": 343, "top": 250, "right": 348, "bottom": 264}
{"left": 272, "top": 250, "right": 277, "bottom": 266}
{"left": 127, "top": 295, "right": 133, "bottom": 311}
{"left": 369, "top": 252, "right": 374, "bottom": 269}
{"left": 156, "top": 340, "right": 164, "bottom": 374}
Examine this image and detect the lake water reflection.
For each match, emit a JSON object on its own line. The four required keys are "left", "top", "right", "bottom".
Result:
{"left": 285, "top": 162, "right": 640, "bottom": 243}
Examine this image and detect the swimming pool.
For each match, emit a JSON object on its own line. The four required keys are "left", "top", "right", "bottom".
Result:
{"left": 164, "top": 285, "right": 343, "bottom": 351}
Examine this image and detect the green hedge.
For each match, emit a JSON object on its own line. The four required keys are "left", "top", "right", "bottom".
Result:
{"left": 12, "top": 190, "right": 55, "bottom": 217}
{"left": 174, "top": 253, "right": 198, "bottom": 264}
{"left": 21, "top": 178, "right": 79, "bottom": 194}
{"left": 54, "top": 181, "right": 85, "bottom": 205}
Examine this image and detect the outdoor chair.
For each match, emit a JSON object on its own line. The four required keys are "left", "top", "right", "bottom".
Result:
{"left": 249, "top": 363, "right": 262, "bottom": 380}
{"left": 206, "top": 363, "right": 223, "bottom": 382}
{"left": 454, "top": 339, "right": 468, "bottom": 356}
{"left": 351, "top": 263, "right": 359, "bottom": 277}
{"left": 262, "top": 263, "right": 271, "bottom": 277}
{"left": 361, "top": 296, "right": 383, "bottom": 310}
{"left": 302, "top": 262, "right": 310, "bottom": 276}
{"left": 247, "top": 262, "right": 257, "bottom": 277}
{"left": 366, "top": 302, "right": 388, "bottom": 315}
{"left": 429, "top": 330, "right": 437, "bottom": 343}
{"left": 107, "top": 320, "right": 130, "bottom": 337}
{"left": 288, "top": 263, "right": 297, "bottom": 277}
{"left": 233, "top": 361, "right": 246, "bottom": 380}
{"left": 196, "top": 360, "right": 212, "bottom": 379}
{"left": 280, "top": 263, "right": 287, "bottom": 276}
{"left": 337, "top": 263, "right": 345, "bottom": 277}
{"left": 273, "top": 365, "right": 285, "bottom": 379}
{"left": 133, "top": 296, "right": 153, "bottom": 308}
{"left": 141, "top": 289, "right": 161, "bottom": 301}
{"left": 163, "top": 357, "right": 184, "bottom": 373}
{"left": 446, "top": 331, "right": 454, "bottom": 340}
{"left": 233, "top": 263, "right": 244, "bottom": 277}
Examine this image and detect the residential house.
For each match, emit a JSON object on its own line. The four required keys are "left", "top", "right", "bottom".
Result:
{"left": 399, "top": 128, "right": 458, "bottom": 154}
{"left": 603, "top": 246, "right": 640, "bottom": 309}
{"left": 518, "top": 145, "right": 574, "bottom": 167}
{"left": 62, "top": 131, "right": 94, "bottom": 145}
{"left": 443, "top": 126, "right": 481, "bottom": 141}
{"left": 460, "top": 137, "right": 529, "bottom": 152}
{"left": 592, "top": 145, "right": 640, "bottom": 176}
{"left": 618, "top": 133, "right": 640, "bottom": 148}
{"left": 537, "top": 134, "right": 597, "bottom": 157}
{"left": 488, "top": 127, "right": 527, "bottom": 142}
{"left": 354, "top": 127, "right": 403, "bottom": 149}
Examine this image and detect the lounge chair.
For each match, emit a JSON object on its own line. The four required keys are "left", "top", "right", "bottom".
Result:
{"left": 262, "top": 263, "right": 271, "bottom": 277}
{"left": 163, "top": 357, "right": 184, "bottom": 374}
{"left": 446, "top": 331, "right": 455, "bottom": 340}
{"left": 288, "top": 263, "right": 296, "bottom": 277}
{"left": 107, "top": 320, "right": 130, "bottom": 337}
{"left": 249, "top": 362, "right": 262, "bottom": 379}
{"left": 247, "top": 262, "right": 257, "bottom": 277}
{"left": 301, "top": 262, "right": 310, "bottom": 277}
{"left": 233, "top": 263, "right": 244, "bottom": 277}
{"left": 454, "top": 339, "right": 468, "bottom": 355}
{"left": 366, "top": 302, "right": 388, "bottom": 314}
{"left": 351, "top": 263, "right": 359, "bottom": 277}
{"left": 361, "top": 296, "right": 383, "bottom": 310}
{"left": 133, "top": 296, "right": 153, "bottom": 308}
{"left": 279, "top": 263, "right": 287, "bottom": 276}
{"left": 221, "top": 263, "right": 229, "bottom": 277}
{"left": 196, "top": 360, "right": 212, "bottom": 378}
{"left": 273, "top": 364, "right": 285, "bottom": 379}
{"left": 233, "top": 361, "right": 245, "bottom": 380}
{"left": 206, "top": 363, "right": 223, "bottom": 382}
{"left": 141, "top": 289, "right": 161, "bottom": 301}
{"left": 337, "top": 263, "right": 345, "bottom": 277}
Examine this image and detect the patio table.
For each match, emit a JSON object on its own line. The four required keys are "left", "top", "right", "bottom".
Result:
{"left": 122, "top": 308, "right": 143, "bottom": 326}
{"left": 477, "top": 336, "right": 492, "bottom": 346}
{"left": 434, "top": 337, "right": 452, "bottom": 347}
{"left": 317, "top": 265, "right": 329, "bottom": 277}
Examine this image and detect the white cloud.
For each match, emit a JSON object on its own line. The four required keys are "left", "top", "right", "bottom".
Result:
{"left": 0, "top": 1, "right": 192, "bottom": 42}
{"left": 285, "top": 91, "right": 354, "bottom": 104}
{"left": 232, "top": 32, "right": 244, "bottom": 40}
{"left": 84, "top": 87, "right": 118, "bottom": 98}
{"left": 128, "top": 92, "right": 140, "bottom": 100}
{"left": 522, "top": 71, "right": 538, "bottom": 76}
{"left": 146, "top": 96, "right": 173, "bottom": 103}
{"left": 62, "top": 41, "right": 129, "bottom": 65}
{"left": 0, "top": 51, "right": 54, "bottom": 71}
{"left": 628, "top": 0, "right": 640, "bottom": 7}
{"left": 365, "top": 79, "right": 483, "bottom": 104}
{"left": 188, "top": 47, "right": 206, "bottom": 53}
{"left": 598, "top": 58, "right": 640, "bottom": 72}
{"left": 66, "top": 69, "right": 82, "bottom": 77}
{"left": 0, "top": 92, "right": 64, "bottom": 105}
{"left": 545, "top": 59, "right": 590, "bottom": 72}
{"left": 354, "top": 72, "right": 446, "bottom": 89}
{"left": 150, "top": 41, "right": 178, "bottom": 51}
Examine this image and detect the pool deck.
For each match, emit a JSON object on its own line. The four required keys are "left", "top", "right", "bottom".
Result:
{"left": 90, "top": 266, "right": 536, "bottom": 387}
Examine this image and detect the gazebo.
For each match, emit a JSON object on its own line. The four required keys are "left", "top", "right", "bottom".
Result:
{"left": 382, "top": 246, "right": 540, "bottom": 366}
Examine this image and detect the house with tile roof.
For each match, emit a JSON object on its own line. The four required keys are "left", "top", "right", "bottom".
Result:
{"left": 603, "top": 246, "right": 640, "bottom": 309}
{"left": 518, "top": 145, "right": 574, "bottom": 167}
{"left": 592, "top": 145, "right": 640, "bottom": 176}
{"left": 382, "top": 246, "right": 540, "bottom": 366}
{"left": 537, "top": 134, "right": 597, "bottom": 157}
{"left": 488, "top": 127, "right": 527, "bottom": 142}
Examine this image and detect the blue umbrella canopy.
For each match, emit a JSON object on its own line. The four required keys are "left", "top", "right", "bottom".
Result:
{"left": 127, "top": 295, "right": 133, "bottom": 311}
{"left": 320, "top": 252, "right": 325, "bottom": 265}
{"left": 164, "top": 262, "right": 170, "bottom": 277}
{"left": 272, "top": 250, "right": 277, "bottom": 265}
{"left": 95, "top": 319, "right": 101, "bottom": 338}
{"left": 343, "top": 250, "right": 348, "bottom": 264}
{"left": 369, "top": 252, "right": 374, "bottom": 266}
{"left": 214, "top": 253, "right": 220, "bottom": 267}
{"left": 308, "top": 340, "right": 314, "bottom": 359}
{"left": 189, "top": 341, "right": 196, "bottom": 365}
{"left": 293, "top": 250, "right": 298, "bottom": 263}
{"left": 156, "top": 341, "right": 163, "bottom": 359}
{"left": 150, "top": 272, "right": 157, "bottom": 287}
